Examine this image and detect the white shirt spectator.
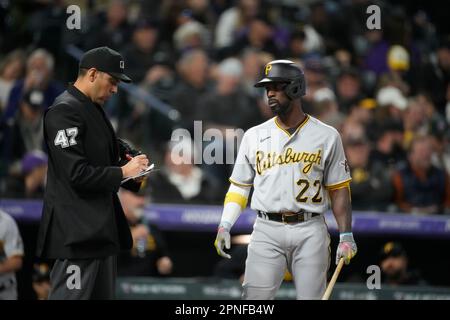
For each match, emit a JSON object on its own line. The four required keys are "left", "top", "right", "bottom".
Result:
{"left": 0, "top": 210, "right": 24, "bottom": 300}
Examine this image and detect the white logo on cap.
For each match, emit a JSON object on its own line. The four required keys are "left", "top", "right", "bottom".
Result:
{"left": 120, "top": 61, "right": 124, "bottom": 69}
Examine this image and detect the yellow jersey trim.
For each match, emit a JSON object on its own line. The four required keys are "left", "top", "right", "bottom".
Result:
{"left": 224, "top": 192, "right": 249, "bottom": 210}
{"left": 327, "top": 182, "right": 352, "bottom": 202}
{"left": 325, "top": 178, "right": 352, "bottom": 190}
{"left": 229, "top": 178, "right": 253, "bottom": 187}
{"left": 274, "top": 114, "right": 310, "bottom": 138}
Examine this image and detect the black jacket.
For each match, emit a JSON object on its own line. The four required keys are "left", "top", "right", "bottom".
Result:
{"left": 36, "top": 85, "right": 134, "bottom": 259}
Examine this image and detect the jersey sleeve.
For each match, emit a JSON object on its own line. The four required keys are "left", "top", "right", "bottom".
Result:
{"left": 3, "top": 216, "right": 24, "bottom": 258}
{"left": 229, "top": 131, "right": 255, "bottom": 187}
{"left": 323, "top": 131, "right": 352, "bottom": 189}
{"left": 44, "top": 104, "right": 123, "bottom": 192}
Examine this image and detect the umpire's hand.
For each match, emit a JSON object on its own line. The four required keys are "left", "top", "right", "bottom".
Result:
{"left": 121, "top": 154, "right": 149, "bottom": 178}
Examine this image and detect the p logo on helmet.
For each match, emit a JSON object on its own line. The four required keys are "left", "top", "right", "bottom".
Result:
{"left": 265, "top": 64, "right": 272, "bottom": 76}
{"left": 255, "top": 59, "right": 306, "bottom": 99}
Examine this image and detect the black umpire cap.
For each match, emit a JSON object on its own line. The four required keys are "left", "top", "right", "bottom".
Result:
{"left": 79, "top": 46, "right": 132, "bottom": 83}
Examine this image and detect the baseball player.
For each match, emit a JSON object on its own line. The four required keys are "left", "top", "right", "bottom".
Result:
{"left": 214, "top": 60, "right": 357, "bottom": 300}
{"left": 0, "top": 209, "right": 24, "bottom": 300}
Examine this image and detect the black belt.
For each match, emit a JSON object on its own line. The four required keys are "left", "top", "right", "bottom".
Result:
{"left": 258, "top": 210, "right": 320, "bottom": 224}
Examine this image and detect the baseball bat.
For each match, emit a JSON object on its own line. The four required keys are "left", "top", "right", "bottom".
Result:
{"left": 321, "top": 257, "right": 345, "bottom": 300}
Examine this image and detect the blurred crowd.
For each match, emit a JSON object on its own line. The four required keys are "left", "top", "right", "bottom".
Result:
{"left": 1, "top": 0, "right": 450, "bottom": 299}
{"left": 0, "top": 0, "right": 449, "bottom": 215}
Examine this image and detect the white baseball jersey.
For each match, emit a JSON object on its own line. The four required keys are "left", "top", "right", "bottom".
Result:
{"left": 0, "top": 210, "right": 24, "bottom": 299}
{"left": 230, "top": 114, "right": 351, "bottom": 213}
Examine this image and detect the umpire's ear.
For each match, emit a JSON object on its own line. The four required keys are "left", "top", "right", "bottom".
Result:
{"left": 86, "top": 68, "right": 98, "bottom": 82}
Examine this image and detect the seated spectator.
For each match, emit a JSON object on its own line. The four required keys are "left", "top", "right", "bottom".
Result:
{"left": 214, "top": 0, "right": 261, "bottom": 50}
{"left": 375, "top": 86, "right": 408, "bottom": 123}
{"left": 402, "top": 97, "right": 428, "bottom": 149}
{"left": 0, "top": 50, "right": 62, "bottom": 178}
{"left": 173, "top": 19, "right": 211, "bottom": 54}
{"left": 342, "top": 97, "right": 378, "bottom": 140}
{"left": 333, "top": 49, "right": 353, "bottom": 70}
{"left": 143, "top": 59, "right": 177, "bottom": 104}
{"left": 341, "top": 119, "right": 366, "bottom": 145}
{"left": 345, "top": 136, "right": 393, "bottom": 211}
{"left": 227, "top": 15, "right": 282, "bottom": 59}
{"left": 0, "top": 50, "right": 26, "bottom": 114}
{"left": 310, "top": 87, "right": 345, "bottom": 130}
{"left": 369, "top": 120, "right": 406, "bottom": 170}
{"left": 1, "top": 48, "right": 64, "bottom": 125}
{"left": 136, "top": 61, "right": 178, "bottom": 148}
{"left": 0, "top": 209, "right": 24, "bottom": 300}
{"left": 2, "top": 89, "right": 47, "bottom": 167}
{"left": 236, "top": 15, "right": 281, "bottom": 58}
{"left": 335, "top": 67, "right": 364, "bottom": 114}
{"left": 418, "top": 36, "right": 450, "bottom": 115}
{"left": 31, "top": 263, "right": 50, "bottom": 300}
{"left": 429, "top": 130, "right": 450, "bottom": 176}
{"left": 117, "top": 187, "right": 173, "bottom": 277}
{"left": 416, "top": 93, "right": 448, "bottom": 143}
{"left": 346, "top": 98, "right": 377, "bottom": 128}
{"left": 171, "top": 49, "right": 211, "bottom": 131}
{"left": 377, "top": 45, "right": 412, "bottom": 96}
{"left": 380, "top": 241, "right": 427, "bottom": 286}
{"left": 85, "top": 0, "right": 131, "bottom": 52}
{"left": 240, "top": 48, "right": 264, "bottom": 99}
{"left": 363, "top": 29, "right": 390, "bottom": 77}
{"left": 121, "top": 18, "right": 160, "bottom": 83}
{"left": 284, "top": 27, "right": 325, "bottom": 61}
{"left": 302, "top": 57, "right": 329, "bottom": 114}
{"left": 197, "top": 57, "right": 259, "bottom": 131}
{"left": 240, "top": 49, "right": 272, "bottom": 121}
{"left": 148, "top": 138, "right": 223, "bottom": 204}
{"left": 392, "top": 135, "right": 450, "bottom": 214}
{"left": 183, "top": 0, "right": 216, "bottom": 26}
{"left": 4, "top": 150, "right": 48, "bottom": 199}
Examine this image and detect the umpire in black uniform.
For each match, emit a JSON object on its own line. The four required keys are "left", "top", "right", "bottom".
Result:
{"left": 36, "top": 46, "right": 150, "bottom": 299}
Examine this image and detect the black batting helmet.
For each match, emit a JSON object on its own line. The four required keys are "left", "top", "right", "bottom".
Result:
{"left": 254, "top": 60, "right": 306, "bottom": 99}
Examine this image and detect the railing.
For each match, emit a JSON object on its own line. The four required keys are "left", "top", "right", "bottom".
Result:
{"left": 2, "top": 199, "right": 450, "bottom": 237}
{"left": 116, "top": 277, "right": 450, "bottom": 300}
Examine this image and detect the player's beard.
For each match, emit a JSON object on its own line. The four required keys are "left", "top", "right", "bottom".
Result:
{"left": 269, "top": 98, "right": 292, "bottom": 116}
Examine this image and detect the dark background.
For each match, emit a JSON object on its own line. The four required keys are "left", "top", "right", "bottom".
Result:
{"left": 397, "top": 0, "right": 450, "bottom": 33}
{"left": 16, "top": 221, "right": 450, "bottom": 299}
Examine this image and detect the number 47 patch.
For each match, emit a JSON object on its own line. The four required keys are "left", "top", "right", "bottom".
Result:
{"left": 54, "top": 127, "right": 78, "bottom": 148}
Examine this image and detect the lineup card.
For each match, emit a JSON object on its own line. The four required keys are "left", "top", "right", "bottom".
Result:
{"left": 121, "top": 163, "right": 155, "bottom": 184}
